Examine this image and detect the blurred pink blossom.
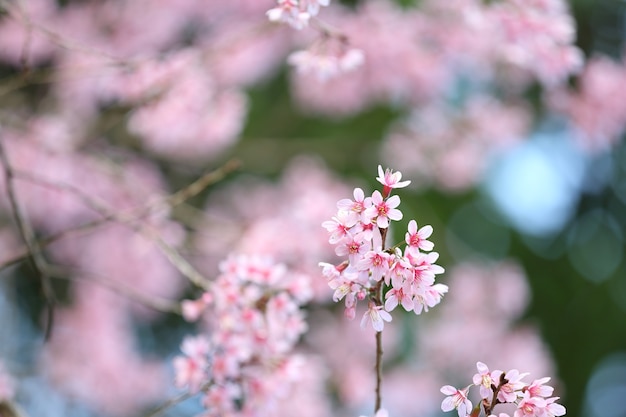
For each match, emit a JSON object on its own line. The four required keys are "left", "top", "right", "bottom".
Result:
{"left": 0, "top": 360, "right": 15, "bottom": 401}
{"left": 551, "top": 55, "right": 626, "bottom": 152}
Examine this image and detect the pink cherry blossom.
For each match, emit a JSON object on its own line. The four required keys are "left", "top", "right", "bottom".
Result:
{"left": 173, "top": 336, "right": 211, "bottom": 392}
{"left": 300, "top": 0, "right": 331, "bottom": 17}
{"left": 527, "top": 377, "right": 554, "bottom": 398}
{"left": 335, "top": 233, "right": 372, "bottom": 264}
{"left": 360, "top": 302, "right": 392, "bottom": 332}
{"left": 376, "top": 165, "right": 411, "bottom": 197}
{"left": 493, "top": 369, "right": 529, "bottom": 403}
{"left": 384, "top": 282, "right": 414, "bottom": 312}
{"left": 440, "top": 385, "right": 472, "bottom": 417}
{"left": 364, "top": 191, "right": 402, "bottom": 228}
{"left": 266, "top": 0, "right": 310, "bottom": 30}
{"left": 289, "top": 47, "right": 365, "bottom": 82}
{"left": 356, "top": 248, "right": 392, "bottom": 282}
{"left": 473, "top": 361, "right": 494, "bottom": 400}
{"left": 544, "top": 397, "right": 567, "bottom": 417}
{"left": 405, "top": 220, "right": 434, "bottom": 253}
{"left": 514, "top": 392, "right": 548, "bottom": 417}
{"left": 322, "top": 210, "right": 359, "bottom": 244}
{"left": 337, "top": 187, "right": 372, "bottom": 222}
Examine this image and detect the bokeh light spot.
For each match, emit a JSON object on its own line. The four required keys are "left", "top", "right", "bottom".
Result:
{"left": 567, "top": 209, "right": 623, "bottom": 283}
{"left": 484, "top": 132, "right": 587, "bottom": 237}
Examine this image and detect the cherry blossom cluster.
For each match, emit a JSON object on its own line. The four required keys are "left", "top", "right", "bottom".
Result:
{"left": 441, "top": 362, "right": 566, "bottom": 417}
{"left": 266, "top": 0, "right": 331, "bottom": 30}
{"left": 174, "top": 255, "right": 312, "bottom": 417}
{"left": 320, "top": 166, "right": 446, "bottom": 332}
{"left": 266, "top": 0, "right": 364, "bottom": 81}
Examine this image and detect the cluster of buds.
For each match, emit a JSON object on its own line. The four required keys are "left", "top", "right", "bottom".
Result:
{"left": 320, "top": 166, "right": 447, "bottom": 332}
{"left": 441, "top": 362, "right": 566, "bottom": 417}
{"left": 173, "top": 255, "right": 312, "bottom": 416}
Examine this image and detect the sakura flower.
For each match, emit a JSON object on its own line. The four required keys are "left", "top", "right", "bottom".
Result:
{"left": 337, "top": 187, "right": 371, "bottom": 222}
{"left": 514, "top": 392, "right": 547, "bottom": 417}
{"left": 405, "top": 220, "right": 434, "bottom": 253}
{"left": 173, "top": 335, "right": 211, "bottom": 392}
{"left": 441, "top": 385, "right": 472, "bottom": 417}
{"left": 300, "top": 0, "right": 331, "bottom": 16}
{"left": 384, "top": 282, "right": 414, "bottom": 312}
{"left": 289, "top": 47, "right": 365, "bottom": 82}
{"left": 376, "top": 165, "right": 411, "bottom": 197}
{"left": 544, "top": 396, "right": 567, "bottom": 417}
{"left": 492, "top": 369, "right": 529, "bottom": 403}
{"left": 526, "top": 377, "right": 554, "bottom": 398}
{"left": 361, "top": 302, "right": 392, "bottom": 332}
{"left": 335, "top": 232, "right": 371, "bottom": 264}
{"left": 357, "top": 248, "right": 392, "bottom": 282}
{"left": 364, "top": 190, "right": 402, "bottom": 228}
{"left": 473, "top": 361, "right": 494, "bottom": 400}
{"left": 181, "top": 292, "right": 212, "bottom": 322}
{"left": 322, "top": 209, "right": 359, "bottom": 244}
{"left": 413, "top": 283, "right": 448, "bottom": 314}
{"left": 339, "top": 48, "right": 365, "bottom": 72}
{"left": 266, "top": 0, "right": 310, "bottom": 30}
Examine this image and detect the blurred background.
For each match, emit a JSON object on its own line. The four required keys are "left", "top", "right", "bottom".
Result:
{"left": 0, "top": 0, "right": 625, "bottom": 416}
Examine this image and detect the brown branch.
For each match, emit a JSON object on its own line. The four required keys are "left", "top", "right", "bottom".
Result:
{"left": 0, "top": 132, "right": 55, "bottom": 340}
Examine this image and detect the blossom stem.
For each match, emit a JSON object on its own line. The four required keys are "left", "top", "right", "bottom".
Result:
{"left": 374, "top": 225, "right": 387, "bottom": 412}
{"left": 374, "top": 318, "right": 383, "bottom": 412}
{"left": 484, "top": 373, "right": 507, "bottom": 415}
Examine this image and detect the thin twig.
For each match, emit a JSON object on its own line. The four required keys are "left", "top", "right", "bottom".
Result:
{"left": 11, "top": 171, "right": 211, "bottom": 290}
{"left": 0, "top": 131, "right": 55, "bottom": 340}
{"left": 47, "top": 264, "right": 182, "bottom": 315}
{"left": 0, "top": 160, "right": 240, "bottom": 286}
{"left": 144, "top": 381, "right": 212, "bottom": 417}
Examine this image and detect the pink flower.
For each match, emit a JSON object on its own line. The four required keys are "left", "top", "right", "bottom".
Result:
{"left": 492, "top": 369, "right": 529, "bottom": 403}
{"left": 337, "top": 187, "right": 371, "bottom": 223}
{"left": 181, "top": 292, "right": 212, "bottom": 322}
{"left": 544, "top": 397, "right": 566, "bottom": 417}
{"left": 441, "top": 385, "right": 472, "bottom": 417}
{"left": 405, "top": 220, "right": 434, "bottom": 253}
{"left": 376, "top": 165, "right": 411, "bottom": 197}
{"left": 361, "top": 302, "right": 392, "bottom": 332}
{"left": 364, "top": 190, "right": 402, "bottom": 228}
{"left": 289, "top": 48, "right": 365, "bottom": 82}
{"left": 357, "top": 248, "right": 392, "bottom": 282}
{"left": 473, "top": 361, "right": 494, "bottom": 400}
{"left": 335, "top": 232, "right": 372, "bottom": 264}
{"left": 323, "top": 209, "right": 359, "bottom": 244}
{"left": 173, "top": 336, "right": 211, "bottom": 392}
{"left": 527, "top": 377, "right": 554, "bottom": 398}
{"left": 300, "top": 0, "right": 331, "bottom": 17}
{"left": 514, "top": 392, "right": 547, "bottom": 417}
{"left": 385, "top": 282, "right": 414, "bottom": 312}
{"left": 266, "top": 0, "right": 310, "bottom": 30}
